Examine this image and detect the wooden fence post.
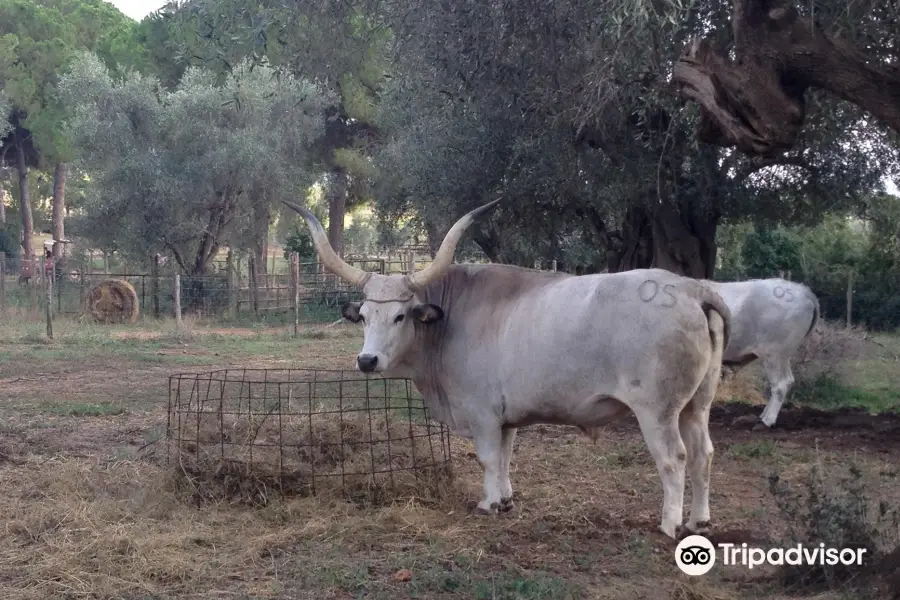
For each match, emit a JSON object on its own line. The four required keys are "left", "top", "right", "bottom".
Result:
{"left": 225, "top": 250, "right": 235, "bottom": 318}
{"left": 291, "top": 252, "right": 300, "bottom": 337}
{"left": 30, "top": 254, "right": 38, "bottom": 312}
{"left": 56, "top": 258, "right": 62, "bottom": 313}
{"left": 45, "top": 259, "right": 53, "bottom": 339}
{"left": 51, "top": 257, "right": 57, "bottom": 315}
{"left": 151, "top": 254, "right": 160, "bottom": 318}
{"left": 0, "top": 252, "right": 5, "bottom": 315}
{"left": 551, "top": 259, "right": 557, "bottom": 272}
{"left": 234, "top": 254, "right": 242, "bottom": 317}
{"left": 846, "top": 269, "right": 854, "bottom": 329}
{"left": 248, "top": 255, "right": 259, "bottom": 316}
{"left": 79, "top": 268, "right": 86, "bottom": 312}
{"left": 174, "top": 273, "right": 183, "bottom": 328}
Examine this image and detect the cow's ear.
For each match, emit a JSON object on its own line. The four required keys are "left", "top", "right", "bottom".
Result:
{"left": 411, "top": 304, "right": 444, "bottom": 324}
{"left": 341, "top": 302, "right": 363, "bottom": 323}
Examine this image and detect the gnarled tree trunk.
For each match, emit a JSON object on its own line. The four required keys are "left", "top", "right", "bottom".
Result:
{"left": 608, "top": 203, "right": 719, "bottom": 279}
{"left": 673, "top": 0, "right": 900, "bottom": 155}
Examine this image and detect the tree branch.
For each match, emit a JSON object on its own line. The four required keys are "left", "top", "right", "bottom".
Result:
{"left": 673, "top": 0, "right": 900, "bottom": 156}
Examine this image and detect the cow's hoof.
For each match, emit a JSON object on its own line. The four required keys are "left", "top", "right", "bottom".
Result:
{"left": 685, "top": 520, "right": 712, "bottom": 535}
{"left": 752, "top": 421, "right": 772, "bottom": 432}
{"left": 659, "top": 524, "right": 678, "bottom": 540}
{"left": 475, "top": 502, "right": 500, "bottom": 516}
{"left": 499, "top": 497, "right": 515, "bottom": 513}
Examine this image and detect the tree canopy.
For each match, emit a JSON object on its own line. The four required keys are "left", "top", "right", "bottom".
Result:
{"left": 357, "top": 0, "right": 897, "bottom": 276}
{"left": 1, "top": 0, "right": 897, "bottom": 326}
{"left": 59, "top": 51, "right": 333, "bottom": 275}
{"left": 0, "top": 0, "right": 144, "bottom": 261}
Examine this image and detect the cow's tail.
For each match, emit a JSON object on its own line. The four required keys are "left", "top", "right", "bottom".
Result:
{"left": 803, "top": 285, "right": 821, "bottom": 338}
{"left": 692, "top": 283, "right": 729, "bottom": 407}
{"left": 696, "top": 284, "right": 731, "bottom": 356}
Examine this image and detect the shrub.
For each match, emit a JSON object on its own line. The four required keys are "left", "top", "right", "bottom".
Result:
{"left": 768, "top": 458, "right": 899, "bottom": 591}
{"left": 792, "top": 320, "right": 867, "bottom": 384}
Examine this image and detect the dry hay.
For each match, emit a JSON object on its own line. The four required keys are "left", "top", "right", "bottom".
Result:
{"left": 716, "top": 369, "right": 768, "bottom": 405}
{"left": 170, "top": 409, "right": 454, "bottom": 509}
{"left": 85, "top": 279, "right": 140, "bottom": 324}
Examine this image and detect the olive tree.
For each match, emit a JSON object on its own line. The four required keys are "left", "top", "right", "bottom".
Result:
{"left": 58, "top": 51, "right": 334, "bottom": 276}
{"left": 372, "top": 0, "right": 896, "bottom": 276}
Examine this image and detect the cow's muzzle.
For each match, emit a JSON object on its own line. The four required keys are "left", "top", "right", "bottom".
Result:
{"left": 357, "top": 354, "right": 379, "bottom": 373}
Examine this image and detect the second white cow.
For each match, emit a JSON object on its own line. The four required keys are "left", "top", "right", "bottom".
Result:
{"left": 707, "top": 278, "right": 820, "bottom": 427}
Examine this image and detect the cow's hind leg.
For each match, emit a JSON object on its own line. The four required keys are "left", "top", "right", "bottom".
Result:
{"left": 499, "top": 427, "right": 517, "bottom": 512}
{"left": 679, "top": 380, "right": 718, "bottom": 533}
{"left": 759, "top": 356, "right": 795, "bottom": 428}
{"left": 633, "top": 407, "right": 687, "bottom": 539}
{"left": 473, "top": 426, "right": 504, "bottom": 515}
{"left": 679, "top": 304, "right": 725, "bottom": 532}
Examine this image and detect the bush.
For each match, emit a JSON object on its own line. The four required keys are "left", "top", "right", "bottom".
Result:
{"left": 283, "top": 226, "right": 316, "bottom": 262}
{"left": 792, "top": 320, "right": 867, "bottom": 384}
{"left": 768, "top": 460, "right": 899, "bottom": 591}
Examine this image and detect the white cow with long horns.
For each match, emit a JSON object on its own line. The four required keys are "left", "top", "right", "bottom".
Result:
{"left": 283, "top": 199, "right": 732, "bottom": 539}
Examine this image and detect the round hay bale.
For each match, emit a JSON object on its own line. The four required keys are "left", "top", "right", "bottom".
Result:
{"left": 86, "top": 279, "right": 140, "bottom": 324}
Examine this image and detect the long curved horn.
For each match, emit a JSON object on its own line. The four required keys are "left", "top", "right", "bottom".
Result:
{"left": 281, "top": 200, "right": 371, "bottom": 286}
{"left": 407, "top": 199, "right": 501, "bottom": 291}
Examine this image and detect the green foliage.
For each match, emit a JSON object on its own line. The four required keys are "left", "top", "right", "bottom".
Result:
{"left": 343, "top": 208, "right": 377, "bottom": 256}
{"left": 0, "top": 0, "right": 141, "bottom": 164}
{"left": 716, "top": 195, "right": 900, "bottom": 329}
{"left": 791, "top": 373, "right": 897, "bottom": 414}
{"left": 59, "top": 52, "right": 334, "bottom": 274}
{"left": 282, "top": 226, "right": 315, "bottom": 262}
{"left": 0, "top": 89, "right": 11, "bottom": 138}
{"left": 0, "top": 226, "right": 18, "bottom": 257}
{"left": 741, "top": 228, "right": 801, "bottom": 278}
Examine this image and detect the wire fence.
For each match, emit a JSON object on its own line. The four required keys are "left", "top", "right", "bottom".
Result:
{"left": 167, "top": 368, "right": 454, "bottom": 506}
{"left": 0, "top": 249, "right": 860, "bottom": 330}
{"left": 0, "top": 250, "right": 435, "bottom": 325}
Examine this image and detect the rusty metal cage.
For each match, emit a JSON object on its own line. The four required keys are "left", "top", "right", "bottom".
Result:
{"left": 166, "top": 368, "right": 453, "bottom": 506}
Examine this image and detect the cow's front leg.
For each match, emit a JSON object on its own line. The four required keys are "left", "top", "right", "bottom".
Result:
{"left": 499, "top": 427, "right": 517, "bottom": 512}
{"left": 473, "top": 425, "right": 504, "bottom": 515}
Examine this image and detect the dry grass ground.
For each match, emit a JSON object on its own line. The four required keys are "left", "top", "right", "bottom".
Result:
{"left": 0, "top": 317, "right": 898, "bottom": 599}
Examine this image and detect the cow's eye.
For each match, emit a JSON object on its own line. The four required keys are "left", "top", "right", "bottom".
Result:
{"left": 394, "top": 314, "right": 405, "bottom": 324}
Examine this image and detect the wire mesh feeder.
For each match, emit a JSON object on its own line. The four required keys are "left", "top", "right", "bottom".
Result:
{"left": 166, "top": 368, "right": 454, "bottom": 507}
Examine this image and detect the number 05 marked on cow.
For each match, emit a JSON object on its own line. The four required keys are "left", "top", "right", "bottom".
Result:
{"left": 638, "top": 279, "right": 678, "bottom": 308}
{"left": 282, "top": 198, "right": 733, "bottom": 540}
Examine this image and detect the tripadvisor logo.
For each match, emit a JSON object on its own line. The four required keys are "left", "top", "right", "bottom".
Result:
{"left": 674, "top": 535, "right": 868, "bottom": 576}
{"left": 675, "top": 535, "right": 716, "bottom": 576}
